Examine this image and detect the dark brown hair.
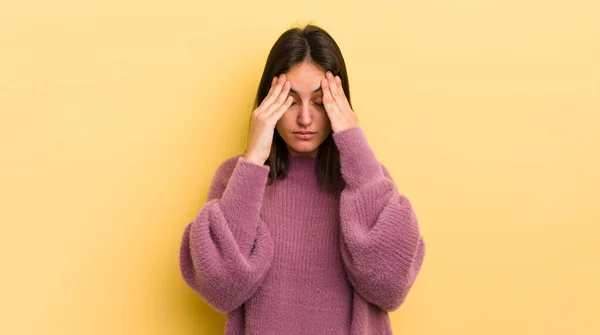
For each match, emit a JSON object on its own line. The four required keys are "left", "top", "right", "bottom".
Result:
{"left": 245, "top": 24, "right": 352, "bottom": 194}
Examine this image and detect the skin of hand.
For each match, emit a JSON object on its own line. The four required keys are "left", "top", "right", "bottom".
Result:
{"left": 320, "top": 71, "right": 360, "bottom": 133}
{"left": 244, "top": 74, "right": 294, "bottom": 165}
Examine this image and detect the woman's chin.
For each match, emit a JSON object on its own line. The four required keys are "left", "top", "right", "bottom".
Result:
{"left": 287, "top": 143, "right": 318, "bottom": 156}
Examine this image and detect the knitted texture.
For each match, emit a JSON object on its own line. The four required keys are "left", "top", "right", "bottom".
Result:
{"left": 179, "top": 126, "right": 425, "bottom": 334}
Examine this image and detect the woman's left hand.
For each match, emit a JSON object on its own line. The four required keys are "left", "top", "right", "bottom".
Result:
{"left": 321, "top": 71, "right": 360, "bottom": 133}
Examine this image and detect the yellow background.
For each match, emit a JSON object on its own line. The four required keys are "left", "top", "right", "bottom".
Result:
{"left": 1, "top": 0, "right": 598, "bottom": 334}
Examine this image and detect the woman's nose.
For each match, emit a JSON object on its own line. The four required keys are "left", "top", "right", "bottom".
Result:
{"left": 297, "top": 104, "right": 313, "bottom": 125}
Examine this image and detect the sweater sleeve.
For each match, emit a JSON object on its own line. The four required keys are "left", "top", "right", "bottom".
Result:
{"left": 332, "top": 126, "right": 426, "bottom": 312}
{"left": 179, "top": 155, "right": 275, "bottom": 314}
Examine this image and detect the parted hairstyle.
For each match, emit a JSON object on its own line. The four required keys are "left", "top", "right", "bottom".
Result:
{"left": 246, "top": 24, "right": 352, "bottom": 194}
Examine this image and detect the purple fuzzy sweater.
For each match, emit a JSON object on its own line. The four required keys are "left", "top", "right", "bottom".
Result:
{"left": 179, "top": 126, "right": 425, "bottom": 334}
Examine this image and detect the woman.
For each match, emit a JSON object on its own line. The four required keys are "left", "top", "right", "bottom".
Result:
{"left": 179, "top": 24, "right": 426, "bottom": 334}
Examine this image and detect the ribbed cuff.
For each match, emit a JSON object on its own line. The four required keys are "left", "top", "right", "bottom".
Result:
{"left": 219, "top": 156, "right": 270, "bottom": 223}
{"left": 332, "top": 126, "right": 383, "bottom": 190}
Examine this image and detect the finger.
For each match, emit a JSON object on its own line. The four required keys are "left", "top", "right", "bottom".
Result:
{"left": 335, "top": 76, "right": 346, "bottom": 97}
{"left": 261, "top": 75, "right": 286, "bottom": 110}
{"left": 266, "top": 80, "right": 291, "bottom": 114}
{"left": 334, "top": 75, "right": 351, "bottom": 109}
{"left": 329, "top": 74, "right": 350, "bottom": 112}
{"left": 266, "top": 76, "right": 277, "bottom": 98}
{"left": 273, "top": 95, "right": 294, "bottom": 121}
{"left": 258, "top": 76, "right": 278, "bottom": 109}
{"left": 327, "top": 72, "right": 341, "bottom": 101}
{"left": 322, "top": 78, "right": 340, "bottom": 114}
{"left": 269, "top": 74, "right": 287, "bottom": 105}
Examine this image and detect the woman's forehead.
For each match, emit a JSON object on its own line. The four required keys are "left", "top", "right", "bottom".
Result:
{"left": 285, "top": 62, "right": 327, "bottom": 96}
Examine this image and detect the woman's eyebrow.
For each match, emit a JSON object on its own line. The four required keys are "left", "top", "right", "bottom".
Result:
{"left": 289, "top": 87, "right": 323, "bottom": 95}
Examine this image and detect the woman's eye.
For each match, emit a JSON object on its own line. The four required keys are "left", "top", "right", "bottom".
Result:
{"left": 290, "top": 100, "right": 324, "bottom": 107}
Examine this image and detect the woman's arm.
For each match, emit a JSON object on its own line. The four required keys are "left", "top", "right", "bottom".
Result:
{"left": 333, "top": 127, "right": 426, "bottom": 312}
{"left": 179, "top": 155, "right": 274, "bottom": 313}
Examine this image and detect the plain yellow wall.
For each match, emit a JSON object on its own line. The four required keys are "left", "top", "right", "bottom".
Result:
{"left": 1, "top": 1, "right": 599, "bottom": 334}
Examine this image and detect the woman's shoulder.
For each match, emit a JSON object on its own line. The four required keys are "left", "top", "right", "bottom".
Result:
{"left": 214, "top": 153, "right": 246, "bottom": 178}
{"left": 205, "top": 154, "right": 246, "bottom": 201}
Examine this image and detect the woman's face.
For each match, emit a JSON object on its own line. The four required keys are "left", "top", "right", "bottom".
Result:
{"left": 275, "top": 62, "right": 332, "bottom": 157}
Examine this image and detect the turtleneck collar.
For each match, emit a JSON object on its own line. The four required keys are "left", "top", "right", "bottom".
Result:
{"left": 287, "top": 154, "right": 317, "bottom": 179}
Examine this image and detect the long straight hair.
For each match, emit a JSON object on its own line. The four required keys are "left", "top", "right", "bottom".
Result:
{"left": 246, "top": 24, "right": 352, "bottom": 194}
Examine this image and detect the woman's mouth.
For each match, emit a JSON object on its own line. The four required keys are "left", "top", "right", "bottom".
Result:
{"left": 294, "top": 132, "right": 316, "bottom": 140}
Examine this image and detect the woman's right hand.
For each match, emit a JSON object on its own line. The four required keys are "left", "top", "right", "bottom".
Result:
{"left": 244, "top": 74, "right": 293, "bottom": 165}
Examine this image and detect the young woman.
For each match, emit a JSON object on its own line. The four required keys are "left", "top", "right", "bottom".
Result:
{"left": 179, "top": 24, "right": 426, "bottom": 334}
